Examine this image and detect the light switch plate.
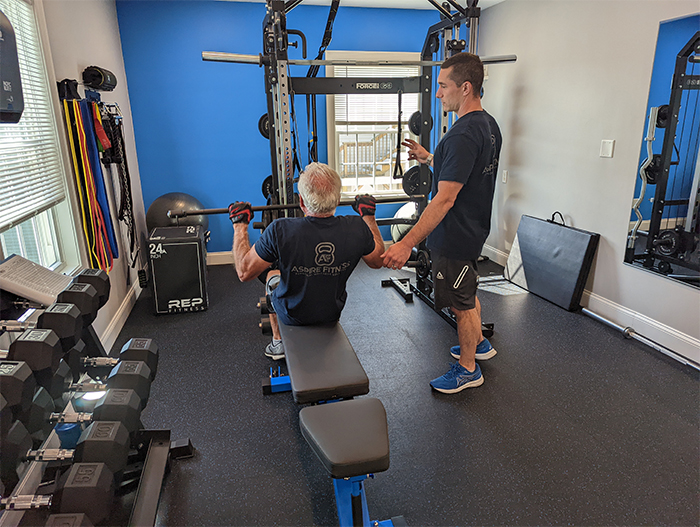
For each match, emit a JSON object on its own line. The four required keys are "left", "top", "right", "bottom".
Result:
{"left": 600, "top": 139, "right": 615, "bottom": 158}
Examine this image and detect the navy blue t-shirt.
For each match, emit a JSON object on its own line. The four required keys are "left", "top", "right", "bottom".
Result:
{"left": 254, "top": 215, "right": 375, "bottom": 326}
{"left": 428, "top": 110, "right": 502, "bottom": 261}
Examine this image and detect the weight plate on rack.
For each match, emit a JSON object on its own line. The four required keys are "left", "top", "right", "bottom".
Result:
{"left": 258, "top": 113, "right": 270, "bottom": 139}
{"left": 402, "top": 166, "right": 432, "bottom": 196}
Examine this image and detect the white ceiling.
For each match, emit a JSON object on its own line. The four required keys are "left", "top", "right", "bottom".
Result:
{"left": 230, "top": 0, "right": 504, "bottom": 11}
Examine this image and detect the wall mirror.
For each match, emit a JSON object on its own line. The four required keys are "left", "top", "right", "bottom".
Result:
{"left": 624, "top": 14, "right": 700, "bottom": 288}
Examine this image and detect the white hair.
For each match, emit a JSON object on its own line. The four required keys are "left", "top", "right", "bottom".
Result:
{"left": 297, "top": 163, "right": 341, "bottom": 215}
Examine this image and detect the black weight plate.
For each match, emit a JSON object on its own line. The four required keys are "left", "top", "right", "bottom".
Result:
{"left": 261, "top": 175, "right": 274, "bottom": 198}
{"left": 408, "top": 111, "right": 433, "bottom": 136}
{"left": 258, "top": 113, "right": 270, "bottom": 139}
{"left": 658, "top": 261, "right": 672, "bottom": 274}
{"left": 656, "top": 230, "right": 680, "bottom": 257}
{"left": 416, "top": 250, "right": 431, "bottom": 279}
{"left": 402, "top": 166, "right": 432, "bottom": 196}
{"left": 656, "top": 105, "right": 669, "bottom": 128}
{"left": 409, "top": 111, "right": 422, "bottom": 135}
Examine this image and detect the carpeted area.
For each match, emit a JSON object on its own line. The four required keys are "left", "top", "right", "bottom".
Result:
{"left": 110, "top": 261, "right": 699, "bottom": 527}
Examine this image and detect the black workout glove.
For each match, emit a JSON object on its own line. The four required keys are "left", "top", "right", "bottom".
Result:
{"left": 353, "top": 194, "right": 376, "bottom": 217}
{"left": 228, "top": 202, "right": 253, "bottom": 224}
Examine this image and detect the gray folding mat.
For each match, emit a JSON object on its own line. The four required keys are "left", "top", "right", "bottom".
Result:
{"left": 504, "top": 215, "right": 600, "bottom": 311}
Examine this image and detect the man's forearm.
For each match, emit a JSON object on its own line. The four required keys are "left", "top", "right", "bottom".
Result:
{"left": 363, "top": 216, "right": 385, "bottom": 268}
{"left": 364, "top": 216, "right": 384, "bottom": 250}
{"left": 400, "top": 197, "right": 452, "bottom": 249}
{"left": 232, "top": 223, "right": 252, "bottom": 270}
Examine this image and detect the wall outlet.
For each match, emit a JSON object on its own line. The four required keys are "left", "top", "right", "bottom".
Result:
{"left": 502, "top": 169, "right": 508, "bottom": 183}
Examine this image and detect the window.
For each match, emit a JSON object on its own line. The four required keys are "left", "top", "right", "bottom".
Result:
{"left": 326, "top": 51, "right": 421, "bottom": 196}
{"left": 0, "top": 0, "right": 79, "bottom": 271}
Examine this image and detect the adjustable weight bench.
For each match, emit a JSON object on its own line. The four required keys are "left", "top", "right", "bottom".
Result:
{"left": 300, "top": 397, "right": 406, "bottom": 526}
{"left": 263, "top": 321, "right": 405, "bottom": 525}
{"left": 264, "top": 322, "right": 369, "bottom": 404}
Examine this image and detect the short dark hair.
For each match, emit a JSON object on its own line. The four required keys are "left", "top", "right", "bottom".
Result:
{"left": 442, "top": 52, "right": 484, "bottom": 96}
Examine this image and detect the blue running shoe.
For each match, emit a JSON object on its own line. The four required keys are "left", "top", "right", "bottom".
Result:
{"left": 450, "top": 338, "right": 497, "bottom": 360}
{"left": 430, "top": 363, "right": 484, "bottom": 394}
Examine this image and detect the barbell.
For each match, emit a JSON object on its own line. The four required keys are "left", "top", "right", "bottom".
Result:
{"left": 166, "top": 194, "right": 427, "bottom": 220}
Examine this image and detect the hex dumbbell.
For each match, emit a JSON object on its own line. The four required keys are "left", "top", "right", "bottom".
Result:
{"left": 1, "top": 462, "right": 115, "bottom": 525}
{"left": 2, "top": 303, "right": 83, "bottom": 354}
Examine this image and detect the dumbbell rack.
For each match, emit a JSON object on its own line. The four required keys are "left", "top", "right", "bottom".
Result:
{"left": 0, "top": 400, "right": 176, "bottom": 526}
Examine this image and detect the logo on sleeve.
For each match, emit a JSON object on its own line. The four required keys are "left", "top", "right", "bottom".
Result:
{"left": 315, "top": 242, "right": 335, "bottom": 266}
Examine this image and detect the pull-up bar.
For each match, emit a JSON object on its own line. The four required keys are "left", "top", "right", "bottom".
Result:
{"left": 201, "top": 51, "right": 517, "bottom": 67}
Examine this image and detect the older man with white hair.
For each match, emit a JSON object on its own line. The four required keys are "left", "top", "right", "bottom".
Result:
{"left": 230, "top": 162, "right": 384, "bottom": 360}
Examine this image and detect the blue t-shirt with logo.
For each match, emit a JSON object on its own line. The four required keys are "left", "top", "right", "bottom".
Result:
{"left": 254, "top": 215, "right": 375, "bottom": 325}
{"left": 428, "top": 110, "right": 502, "bottom": 261}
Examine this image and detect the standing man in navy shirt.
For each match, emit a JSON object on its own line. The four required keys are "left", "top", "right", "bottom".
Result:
{"left": 383, "top": 52, "right": 502, "bottom": 394}
{"left": 230, "top": 162, "right": 384, "bottom": 359}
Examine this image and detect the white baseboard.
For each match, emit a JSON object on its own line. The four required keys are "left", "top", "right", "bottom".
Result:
{"left": 99, "top": 281, "right": 142, "bottom": 354}
{"left": 581, "top": 290, "right": 699, "bottom": 365}
{"left": 481, "top": 243, "right": 509, "bottom": 267}
{"left": 207, "top": 251, "right": 234, "bottom": 266}
{"left": 483, "top": 243, "right": 698, "bottom": 365}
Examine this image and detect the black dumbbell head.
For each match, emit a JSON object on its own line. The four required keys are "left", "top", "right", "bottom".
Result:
{"left": 0, "top": 394, "right": 11, "bottom": 439}
{"left": 47, "top": 359, "right": 72, "bottom": 409}
{"left": 8, "top": 328, "right": 63, "bottom": 374}
{"left": 65, "top": 339, "right": 88, "bottom": 382}
{"left": 0, "top": 420, "right": 32, "bottom": 492}
{"left": 74, "top": 421, "right": 130, "bottom": 475}
{"left": 45, "top": 513, "right": 95, "bottom": 527}
{"left": 107, "top": 361, "right": 151, "bottom": 408}
{"left": 53, "top": 462, "right": 115, "bottom": 525}
{"left": 73, "top": 268, "right": 110, "bottom": 309}
{"left": 37, "top": 303, "right": 83, "bottom": 349}
{"left": 57, "top": 283, "right": 99, "bottom": 325}
{"left": 260, "top": 316, "right": 272, "bottom": 336}
{"left": 17, "top": 386, "right": 55, "bottom": 446}
{"left": 92, "top": 389, "right": 142, "bottom": 434}
{"left": 0, "top": 360, "right": 36, "bottom": 410}
{"left": 119, "top": 338, "right": 158, "bottom": 380}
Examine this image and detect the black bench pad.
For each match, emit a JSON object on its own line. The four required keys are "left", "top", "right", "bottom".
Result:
{"left": 279, "top": 322, "right": 369, "bottom": 404}
{"left": 299, "top": 397, "right": 390, "bottom": 479}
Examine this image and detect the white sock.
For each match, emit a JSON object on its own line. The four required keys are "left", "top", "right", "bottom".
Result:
{"left": 272, "top": 338, "right": 282, "bottom": 346}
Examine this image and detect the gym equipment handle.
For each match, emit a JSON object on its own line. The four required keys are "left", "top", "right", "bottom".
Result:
{"left": 167, "top": 194, "right": 427, "bottom": 219}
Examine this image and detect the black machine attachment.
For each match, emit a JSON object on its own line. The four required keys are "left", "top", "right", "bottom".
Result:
{"left": 82, "top": 66, "right": 117, "bottom": 92}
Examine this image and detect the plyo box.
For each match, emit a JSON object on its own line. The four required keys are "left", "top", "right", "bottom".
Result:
{"left": 148, "top": 225, "right": 208, "bottom": 314}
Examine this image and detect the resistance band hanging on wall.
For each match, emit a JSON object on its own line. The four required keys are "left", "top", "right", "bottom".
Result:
{"left": 58, "top": 79, "right": 117, "bottom": 272}
{"left": 98, "top": 102, "right": 139, "bottom": 269}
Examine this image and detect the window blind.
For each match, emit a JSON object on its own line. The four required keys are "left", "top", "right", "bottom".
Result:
{"left": 332, "top": 64, "right": 420, "bottom": 123}
{"left": 0, "top": 0, "right": 66, "bottom": 233}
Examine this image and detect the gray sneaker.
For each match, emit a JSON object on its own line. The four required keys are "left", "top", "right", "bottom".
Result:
{"left": 265, "top": 340, "right": 284, "bottom": 360}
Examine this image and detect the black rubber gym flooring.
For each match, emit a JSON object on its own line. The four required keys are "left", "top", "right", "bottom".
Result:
{"left": 110, "top": 261, "right": 699, "bottom": 527}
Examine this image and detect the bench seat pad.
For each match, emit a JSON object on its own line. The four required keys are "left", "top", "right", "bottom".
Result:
{"left": 280, "top": 322, "right": 369, "bottom": 404}
{"left": 299, "top": 397, "right": 390, "bottom": 479}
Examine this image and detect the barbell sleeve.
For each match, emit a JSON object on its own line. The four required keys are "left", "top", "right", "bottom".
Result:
{"left": 202, "top": 51, "right": 266, "bottom": 66}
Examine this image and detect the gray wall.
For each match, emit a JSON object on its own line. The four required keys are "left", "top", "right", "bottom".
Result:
{"left": 41, "top": 0, "right": 147, "bottom": 351}
{"left": 479, "top": 0, "right": 699, "bottom": 362}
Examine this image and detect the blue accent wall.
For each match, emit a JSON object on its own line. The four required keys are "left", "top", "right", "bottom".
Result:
{"left": 116, "top": 1, "right": 438, "bottom": 251}
{"left": 633, "top": 14, "right": 700, "bottom": 222}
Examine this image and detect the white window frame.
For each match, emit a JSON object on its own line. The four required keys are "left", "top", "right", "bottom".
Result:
{"left": 326, "top": 50, "right": 421, "bottom": 197}
{"left": 0, "top": 0, "right": 80, "bottom": 273}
